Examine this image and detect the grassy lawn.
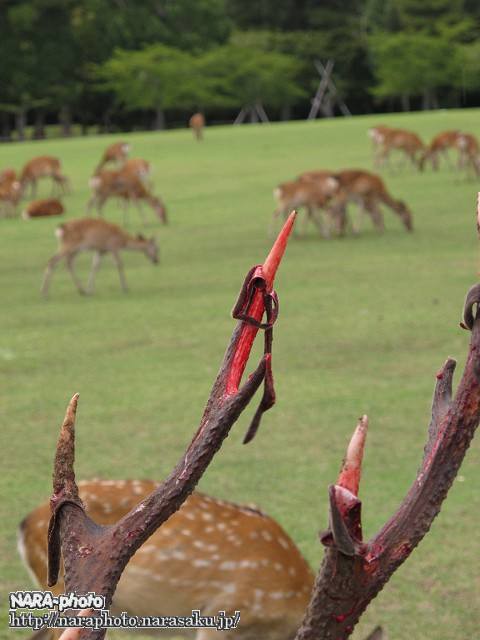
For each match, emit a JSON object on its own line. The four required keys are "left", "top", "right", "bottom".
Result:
{"left": 1, "top": 110, "right": 480, "bottom": 640}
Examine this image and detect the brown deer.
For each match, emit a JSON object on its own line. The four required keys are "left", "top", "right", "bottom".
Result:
{"left": 27, "top": 212, "right": 480, "bottom": 639}
{"left": 0, "top": 167, "right": 17, "bottom": 186}
{"left": 123, "top": 157, "right": 151, "bottom": 181}
{"left": 367, "top": 125, "right": 394, "bottom": 166}
{"left": 41, "top": 218, "right": 159, "bottom": 296}
{"left": 94, "top": 141, "right": 130, "bottom": 174}
{"left": 20, "top": 156, "right": 70, "bottom": 197}
{"left": 329, "top": 169, "right": 413, "bottom": 234}
{"left": 272, "top": 173, "right": 338, "bottom": 236}
{"left": 87, "top": 169, "right": 167, "bottom": 226}
{"left": 456, "top": 132, "right": 480, "bottom": 177}
{"left": 377, "top": 128, "right": 425, "bottom": 170}
{"left": 421, "top": 130, "right": 462, "bottom": 170}
{"left": 22, "top": 198, "right": 64, "bottom": 219}
{"left": 189, "top": 113, "right": 205, "bottom": 141}
{"left": 0, "top": 178, "right": 21, "bottom": 217}
{"left": 19, "top": 480, "right": 315, "bottom": 640}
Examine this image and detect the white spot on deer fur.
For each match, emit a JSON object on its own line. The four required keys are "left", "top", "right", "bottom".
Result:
{"left": 207, "top": 543, "right": 218, "bottom": 552}
{"left": 36, "top": 521, "right": 45, "bottom": 530}
{"left": 120, "top": 497, "right": 131, "bottom": 508}
{"left": 205, "top": 526, "right": 215, "bottom": 533}
{"left": 193, "top": 540, "right": 205, "bottom": 550}
{"left": 254, "top": 589, "right": 264, "bottom": 600}
{"left": 217, "top": 523, "right": 226, "bottom": 531}
{"left": 132, "top": 485, "right": 144, "bottom": 495}
{"left": 249, "top": 531, "right": 259, "bottom": 539}
{"left": 184, "top": 511, "right": 195, "bottom": 520}
{"left": 171, "top": 550, "right": 187, "bottom": 560}
{"left": 193, "top": 559, "right": 211, "bottom": 568}
{"left": 274, "top": 562, "right": 283, "bottom": 571}
{"left": 219, "top": 561, "right": 237, "bottom": 570}
{"left": 261, "top": 530, "right": 273, "bottom": 541}
{"left": 269, "top": 591, "right": 287, "bottom": 600}
{"left": 201, "top": 512, "right": 213, "bottom": 521}
{"left": 138, "top": 545, "right": 156, "bottom": 554}
{"left": 211, "top": 554, "right": 220, "bottom": 561}
{"left": 103, "top": 503, "right": 113, "bottom": 514}
{"left": 224, "top": 583, "right": 236, "bottom": 594}
{"left": 289, "top": 567, "right": 297, "bottom": 576}
{"left": 260, "top": 559, "right": 269, "bottom": 567}
{"left": 128, "top": 566, "right": 153, "bottom": 577}
{"left": 181, "top": 529, "right": 192, "bottom": 536}
{"left": 278, "top": 536, "right": 290, "bottom": 549}
{"left": 239, "top": 560, "right": 257, "bottom": 569}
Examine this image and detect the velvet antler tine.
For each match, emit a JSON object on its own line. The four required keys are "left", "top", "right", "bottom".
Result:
{"left": 52, "top": 394, "right": 80, "bottom": 500}
{"left": 337, "top": 415, "right": 368, "bottom": 496}
{"left": 328, "top": 485, "right": 356, "bottom": 556}
{"left": 423, "top": 358, "right": 456, "bottom": 462}
{"left": 262, "top": 210, "right": 297, "bottom": 289}
{"left": 226, "top": 211, "right": 296, "bottom": 393}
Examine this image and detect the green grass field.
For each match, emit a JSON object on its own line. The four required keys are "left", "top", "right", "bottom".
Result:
{"left": 1, "top": 110, "right": 480, "bottom": 640}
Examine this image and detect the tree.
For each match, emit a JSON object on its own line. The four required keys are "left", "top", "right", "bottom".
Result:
{"left": 369, "top": 31, "right": 460, "bottom": 110}
{"left": 94, "top": 44, "right": 210, "bottom": 129}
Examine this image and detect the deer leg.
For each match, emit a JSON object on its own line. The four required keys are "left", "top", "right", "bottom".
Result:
{"left": 367, "top": 201, "right": 385, "bottom": 233}
{"left": 122, "top": 200, "right": 129, "bottom": 228}
{"left": 87, "top": 251, "right": 103, "bottom": 294}
{"left": 41, "top": 253, "right": 66, "bottom": 296}
{"left": 112, "top": 250, "right": 128, "bottom": 292}
{"left": 136, "top": 200, "right": 148, "bottom": 227}
{"left": 65, "top": 252, "right": 87, "bottom": 295}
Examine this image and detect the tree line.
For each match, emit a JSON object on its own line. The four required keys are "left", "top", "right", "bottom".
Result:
{"left": 1, "top": 0, "right": 480, "bottom": 140}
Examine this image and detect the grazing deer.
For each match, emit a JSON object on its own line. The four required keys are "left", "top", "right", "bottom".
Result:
{"left": 19, "top": 480, "right": 315, "bottom": 640}
{"left": 94, "top": 141, "right": 130, "bottom": 174}
{"left": 330, "top": 169, "right": 413, "bottom": 234}
{"left": 0, "top": 178, "right": 21, "bottom": 217}
{"left": 41, "top": 218, "right": 159, "bottom": 296}
{"left": 189, "top": 113, "right": 205, "bottom": 141}
{"left": 22, "top": 198, "right": 64, "bottom": 219}
{"left": 377, "top": 128, "right": 425, "bottom": 170}
{"left": 20, "top": 156, "right": 70, "bottom": 198}
{"left": 123, "top": 157, "right": 151, "bottom": 181}
{"left": 421, "top": 130, "right": 462, "bottom": 170}
{"left": 456, "top": 132, "right": 480, "bottom": 177}
{"left": 88, "top": 169, "right": 167, "bottom": 226}
{"left": 367, "top": 125, "right": 394, "bottom": 166}
{"left": 0, "top": 167, "right": 17, "bottom": 186}
{"left": 272, "top": 173, "right": 339, "bottom": 237}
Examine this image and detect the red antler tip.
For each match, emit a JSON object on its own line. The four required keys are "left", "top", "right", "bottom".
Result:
{"left": 337, "top": 415, "right": 368, "bottom": 496}
{"left": 263, "top": 211, "right": 297, "bottom": 288}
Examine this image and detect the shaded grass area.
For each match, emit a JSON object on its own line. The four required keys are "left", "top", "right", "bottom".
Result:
{"left": 1, "top": 110, "right": 480, "bottom": 639}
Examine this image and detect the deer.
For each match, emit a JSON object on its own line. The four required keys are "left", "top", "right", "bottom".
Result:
{"left": 87, "top": 168, "right": 167, "bottom": 226}
{"left": 367, "top": 125, "right": 395, "bottom": 166}
{"left": 456, "top": 132, "right": 480, "bottom": 178}
{"left": 41, "top": 218, "right": 159, "bottom": 297}
{"left": 328, "top": 169, "right": 413, "bottom": 234}
{"left": 22, "top": 198, "right": 65, "bottom": 219}
{"left": 0, "top": 167, "right": 17, "bottom": 186}
{"left": 123, "top": 157, "right": 151, "bottom": 181}
{"left": 25, "top": 211, "right": 480, "bottom": 640}
{"left": 420, "top": 130, "right": 462, "bottom": 170}
{"left": 272, "top": 173, "right": 339, "bottom": 237}
{"left": 189, "top": 113, "right": 205, "bottom": 141}
{"left": 19, "top": 479, "right": 315, "bottom": 640}
{"left": 376, "top": 128, "right": 425, "bottom": 171}
{"left": 20, "top": 156, "right": 70, "bottom": 198}
{"left": 94, "top": 141, "right": 130, "bottom": 174}
{"left": 0, "top": 178, "right": 21, "bottom": 217}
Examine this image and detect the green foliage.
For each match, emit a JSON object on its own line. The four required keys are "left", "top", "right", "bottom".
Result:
{"left": 369, "top": 31, "right": 460, "bottom": 100}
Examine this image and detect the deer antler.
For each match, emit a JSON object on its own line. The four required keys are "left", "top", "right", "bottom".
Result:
{"left": 296, "top": 283, "right": 480, "bottom": 639}
{"left": 47, "top": 212, "right": 296, "bottom": 639}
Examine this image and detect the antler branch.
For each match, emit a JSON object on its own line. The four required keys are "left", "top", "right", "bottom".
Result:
{"left": 296, "top": 283, "right": 480, "bottom": 639}
{"left": 47, "top": 213, "right": 296, "bottom": 639}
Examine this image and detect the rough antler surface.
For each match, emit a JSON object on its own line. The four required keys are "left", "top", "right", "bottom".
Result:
{"left": 47, "top": 213, "right": 296, "bottom": 639}
{"left": 295, "top": 282, "right": 480, "bottom": 639}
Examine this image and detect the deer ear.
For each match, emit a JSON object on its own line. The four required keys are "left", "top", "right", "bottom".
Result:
{"left": 136, "top": 233, "right": 146, "bottom": 241}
